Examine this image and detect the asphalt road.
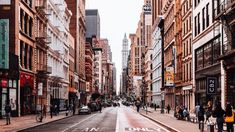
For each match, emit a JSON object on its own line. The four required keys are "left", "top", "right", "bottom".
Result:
{"left": 20, "top": 106, "right": 170, "bottom": 132}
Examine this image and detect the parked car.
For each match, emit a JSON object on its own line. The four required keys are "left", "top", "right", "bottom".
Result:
{"left": 88, "top": 101, "right": 100, "bottom": 112}
{"left": 79, "top": 106, "right": 91, "bottom": 114}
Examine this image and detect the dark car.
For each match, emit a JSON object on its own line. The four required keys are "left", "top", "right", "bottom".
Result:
{"left": 79, "top": 106, "right": 91, "bottom": 114}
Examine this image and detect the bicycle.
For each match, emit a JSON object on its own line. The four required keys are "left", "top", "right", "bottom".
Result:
{"left": 36, "top": 111, "right": 43, "bottom": 122}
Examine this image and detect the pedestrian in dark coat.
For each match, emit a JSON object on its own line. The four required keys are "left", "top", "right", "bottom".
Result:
{"left": 167, "top": 104, "right": 171, "bottom": 114}
{"left": 198, "top": 105, "right": 205, "bottom": 130}
{"left": 5, "top": 102, "right": 12, "bottom": 125}
{"left": 154, "top": 103, "right": 157, "bottom": 111}
{"left": 212, "top": 102, "right": 225, "bottom": 132}
{"left": 50, "top": 104, "right": 53, "bottom": 118}
{"left": 224, "top": 103, "right": 234, "bottom": 132}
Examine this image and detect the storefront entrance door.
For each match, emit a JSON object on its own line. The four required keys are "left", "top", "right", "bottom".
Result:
{"left": 1, "top": 88, "right": 7, "bottom": 116}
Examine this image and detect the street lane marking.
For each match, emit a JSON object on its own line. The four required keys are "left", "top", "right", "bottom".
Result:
{"left": 83, "top": 127, "right": 99, "bottom": 132}
{"left": 61, "top": 114, "right": 97, "bottom": 132}
{"left": 129, "top": 108, "right": 170, "bottom": 132}
{"left": 125, "top": 127, "right": 163, "bottom": 132}
{"left": 115, "top": 108, "right": 119, "bottom": 132}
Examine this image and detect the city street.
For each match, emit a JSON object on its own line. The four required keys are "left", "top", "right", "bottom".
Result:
{"left": 20, "top": 106, "right": 169, "bottom": 132}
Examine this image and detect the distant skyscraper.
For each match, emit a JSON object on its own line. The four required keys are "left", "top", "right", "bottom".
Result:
{"left": 122, "top": 33, "right": 129, "bottom": 69}
{"left": 85, "top": 9, "right": 100, "bottom": 38}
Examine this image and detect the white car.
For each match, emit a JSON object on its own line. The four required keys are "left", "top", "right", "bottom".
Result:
{"left": 79, "top": 106, "right": 91, "bottom": 114}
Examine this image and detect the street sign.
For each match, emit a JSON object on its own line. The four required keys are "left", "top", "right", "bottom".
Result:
{"left": 207, "top": 77, "right": 217, "bottom": 95}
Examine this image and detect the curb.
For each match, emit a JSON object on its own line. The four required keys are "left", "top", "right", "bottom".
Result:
{"left": 17, "top": 114, "right": 73, "bottom": 131}
{"left": 140, "top": 113, "right": 180, "bottom": 132}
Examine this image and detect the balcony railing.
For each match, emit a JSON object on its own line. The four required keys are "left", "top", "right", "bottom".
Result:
{"left": 37, "top": 64, "right": 52, "bottom": 74}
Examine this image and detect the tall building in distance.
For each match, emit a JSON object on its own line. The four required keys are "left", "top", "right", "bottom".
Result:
{"left": 85, "top": 9, "right": 100, "bottom": 38}
{"left": 122, "top": 33, "right": 129, "bottom": 69}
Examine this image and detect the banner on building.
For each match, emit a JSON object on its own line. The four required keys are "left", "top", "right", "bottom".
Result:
{"left": 0, "top": 19, "right": 9, "bottom": 69}
{"left": 38, "top": 83, "right": 43, "bottom": 96}
{"left": 165, "top": 67, "right": 174, "bottom": 87}
{"left": 207, "top": 77, "right": 217, "bottom": 95}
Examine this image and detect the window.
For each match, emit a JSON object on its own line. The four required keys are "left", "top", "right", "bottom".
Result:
{"left": 202, "top": 8, "right": 205, "bottom": 30}
{"left": 194, "top": 16, "right": 197, "bottom": 36}
{"left": 194, "top": 0, "right": 200, "bottom": 7}
{"left": 29, "top": 18, "right": 32, "bottom": 37}
{"left": 197, "top": 13, "right": 200, "bottom": 35}
{"left": 206, "top": 3, "right": 210, "bottom": 27}
{"left": 29, "top": 46, "right": 33, "bottom": 70}
{"left": 186, "top": 19, "right": 188, "bottom": 33}
{"left": 189, "top": 38, "right": 192, "bottom": 54}
{"left": 204, "top": 43, "right": 212, "bottom": 67}
{"left": 196, "top": 48, "right": 203, "bottom": 70}
{"left": 186, "top": 40, "right": 188, "bottom": 56}
{"left": 212, "top": 38, "right": 220, "bottom": 64}
{"left": 189, "top": 16, "right": 191, "bottom": 30}
{"left": 24, "top": 14, "right": 28, "bottom": 34}
{"left": 20, "top": 9, "right": 23, "bottom": 31}
{"left": 20, "top": 41, "right": 23, "bottom": 67}
{"left": 189, "top": 62, "right": 192, "bottom": 80}
{"left": 24, "top": 44, "right": 28, "bottom": 69}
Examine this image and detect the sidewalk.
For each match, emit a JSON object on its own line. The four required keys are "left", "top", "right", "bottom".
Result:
{"left": 138, "top": 107, "right": 216, "bottom": 132}
{"left": 0, "top": 111, "right": 73, "bottom": 132}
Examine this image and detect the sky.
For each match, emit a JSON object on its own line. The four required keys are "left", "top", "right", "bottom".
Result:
{"left": 86, "top": 0, "right": 144, "bottom": 95}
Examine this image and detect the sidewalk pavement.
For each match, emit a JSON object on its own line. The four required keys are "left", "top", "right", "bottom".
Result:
{"left": 138, "top": 107, "right": 217, "bottom": 132}
{"left": 0, "top": 111, "right": 73, "bottom": 132}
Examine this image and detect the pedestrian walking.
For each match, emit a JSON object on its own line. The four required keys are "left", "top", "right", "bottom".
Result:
{"left": 212, "top": 102, "right": 225, "bottom": 132}
{"left": 136, "top": 100, "right": 140, "bottom": 112}
{"left": 43, "top": 105, "right": 47, "bottom": 118}
{"left": 4, "top": 101, "right": 12, "bottom": 125}
{"left": 197, "top": 105, "right": 205, "bottom": 131}
{"left": 167, "top": 104, "right": 171, "bottom": 114}
{"left": 205, "top": 101, "right": 213, "bottom": 123}
{"left": 154, "top": 103, "right": 157, "bottom": 111}
{"left": 224, "top": 103, "right": 234, "bottom": 132}
{"left": 195, "top": 104, "right": 200, "bottom": 122}
{"left": 99, "top": 102, "right": 102, "bottom": 113}
{"left": 50, "top": 104, "right": 53, "bottom": 118}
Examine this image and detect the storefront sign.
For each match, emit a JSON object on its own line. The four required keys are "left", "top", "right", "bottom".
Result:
{"left": 0, "top": 0, "right": 11, "bottom": 5}
{"left": 165, "top": 67, "right": 174, "bottom": 87}
{"left": 1, "top": 79, "right": 8, "bottom": 87}
{"left": 20, "top": 72, "right": 34, "bottom": 88}
{"left": 38, "top": 83, "right": 43, "bottom": 96}
{"left": 0, "top": 19, "right": 9, "bottom": 69}
{"left": 207, "top": 77, "right": 217, "bottom": 95}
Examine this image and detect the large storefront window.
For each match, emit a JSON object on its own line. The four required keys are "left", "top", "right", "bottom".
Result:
{"left": 196, "top": 48, "right": 203, "bottom": 70}
{"left": 213, "top": 38, "right": 220, "bottom": 64}
{"left": 195, "top": 37, "right": 220, "bottom": 71}
{"left": 204, "top": 43, "right": 212, "bottom": 67}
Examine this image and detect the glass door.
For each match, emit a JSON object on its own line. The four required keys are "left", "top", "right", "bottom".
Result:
{"left": 1, "top": 88, "right": 7, "bottom": 116}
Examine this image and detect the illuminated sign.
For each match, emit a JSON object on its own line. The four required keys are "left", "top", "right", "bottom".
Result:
{"left": 0, "top": 0, "right": 11, "bottom": 5}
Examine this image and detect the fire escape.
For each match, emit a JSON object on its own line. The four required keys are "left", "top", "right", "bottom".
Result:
{"left": 213, "top": 0, "right": 235, "bottom": 106}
